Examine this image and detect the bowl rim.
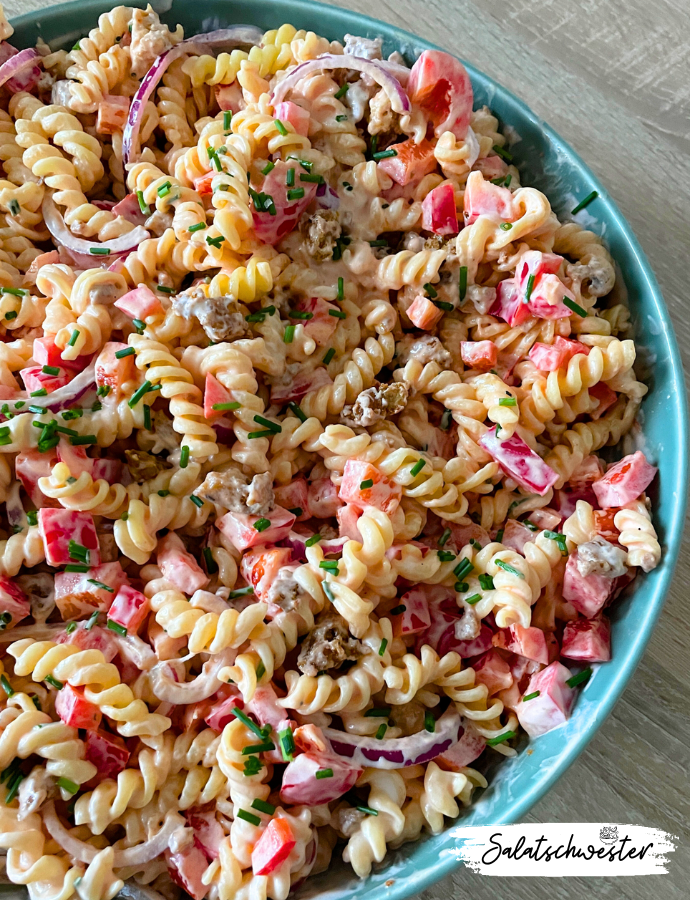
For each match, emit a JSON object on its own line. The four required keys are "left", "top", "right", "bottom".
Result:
{"left": 7, "top": 0, "right": 690, "bottom": 896}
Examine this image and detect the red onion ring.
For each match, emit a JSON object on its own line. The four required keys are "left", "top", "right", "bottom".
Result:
{"left": 323, "top": 706, "right": 463, "bottom": 768}
{"left": 0, "top": 46, "right": 41, "bottom": 90}
{"left": 42, "top": 196, "right": 149, "bottom": 258}
{"left": 123, "top": 25, "right": 264, "bottom": 165}
{"left": 272, "top": 54, "right": 411, "bottom": 114}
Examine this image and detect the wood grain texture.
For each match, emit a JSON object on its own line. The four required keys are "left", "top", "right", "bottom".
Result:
{"left": 2, "top": 0, "right": 689, "bottom": 896}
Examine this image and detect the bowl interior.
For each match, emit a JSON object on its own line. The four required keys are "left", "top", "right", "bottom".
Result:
{"left": 7, "top": 1, "right": 689, "bottom": 898}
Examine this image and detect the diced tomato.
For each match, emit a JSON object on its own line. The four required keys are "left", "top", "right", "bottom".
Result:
{"left": 338, "top": 460, "right": 402, "bottom": 515}
{"left": 280, "top": 750, "right": 362, "bottom": 806}
{"left": 435, "top": 720, "right": 486, "bottom": 770}
{"left": 408, "top": 50, "right": 473, "bottom": 139}
{"left": 20, "top": 365, "right": 70, "bottom": 394}
{"left": 108, "top": 584, "right": 149, "bottom": 633}
{"left": 193, "top": 171, "right": 215, "bottom": 196}
{"left": 16, "top": 450, "right": 59, "bottom": 508}
{"left": 166, "top": 844, "right": 210, "bottom": 900}
{"left": 592, "top": 451, "right": 657, "bottom": 509}
{"left": 567, "top": 455, "right": 604, "bottom": 490}
{"left": 553, "top": 487, "right": 597, "bottom": 519}
{"left": 157, "top": 532, "right": 209, "bottom": 595}
{"left": 422, "top": 182, "right": 458, "bottom": 235}
{"left": 528, "top": 275, "right": 575, "bottom": 320}
{"left": 308, "top": 477, "right": 343, "bottom": 518}
{"left": 56, "top": 441, "right": 92, "bottom": 480}
{"left": 55, "top": 683, "right": 102, "bottom": 731}
{"left": 217, "top": 506, "right": 296, "bottom": 552}
{"left": 84, "top": 730, "right": 130, "bottom": 779}
{"left": 203, "top": 373, "right": 233, "bottom": 420}
{"left": 493, "top": 624, "right": 548, "bottom": 665}
{"left": 516, "top": 661, "right": 576, "bottom": 737}
{"left": 377, "top": 137, "right": 436, "bottom": 186}
{"left": 295, "top": 297, "right": 338, "bottom": 347}
{"left": 91, "top": 459, "right": 122, "bottom": 484}
{"left": 274, "top": 101, "right": 310, "bottom": 137}
{"left": 253, "top": 160, "right": 318, "bottom": 245}
{"left": 461, "top": 340, "right": 497, "bottom": 371}
{"left": 241, "top": 547, "right": 292, "bottom": 602}
{"left": 186, "top": 810, "right": 225, "bottom": 862}
{"left": 252, "top": 817, "right": 296, "bottom": 876}
{"left": 274, "top": 478, "right": 309, "bottom": 520}
{"left": 500, "top": 519, "right": 535, "bottom": 554}
{"left": 406, "top": 294, "right": 443, "bottom": 330}
{"left": 473, "top": 156, "right": 508, "bottom": 180}
{"left": 204, "top": 689, "right": 243, "bottom": 733}
{"left": 114, "top": 285, "right": 163, "bottom": 320}
{"left": 215, "top": 82, "right": 244, "bottom": 113}
{"left": 392, "top": 587, "right": 431, "bottom": 637}
{"left": 593, "top": 508, "right": 619, "bottom": 542}
{"left": 112, "top": 193, "right": 148, "bottom": 227}
{"left": 561, "top": 613, "right": 611, "bottom": 662}
{"left": 25, "top": 251, "right": 60, "bottom": 283}
{"left": 490, "top": 278, "right": 530, "bottom": 327}
{"left": 529, "top": 337, "right": 591, "bottom": 371}
{"left": 95, "top": 341, "right": 135, "bottom": 392}
{"left": 472, "top": 649, "right": 513, "bottom": 695}
{"left": 463, "top": 171, "right": 516, "bottom": 225}
{"left": 57, "top": 623, "right": 118, "bottom": 661}
{"left": 527, "top": 508, "right": 562, "bottom": 531}
{"left": 424, "top": 618, "right": 493, "bottom": 659}
{"left": 337, "top": 504, "right": 362, "bottom": 541}
{"left": 33, "top": 337, "right": 91, "bottom": 372}
{"left": 55, "top": 562, "right": 128, "bottom": 619}
{"left": 271, "top": 367, "right": 332, "bottom": 404}
{"left": 38, "top": 509, "right": 100, "bottom": 568}
{"left": 96, "top": 95, "right": 130, "bottom": 135}
{"left": 515, "top": 250, "right": 562, "bottom": 291}
{"left": 480, "top": 427, "right": 559, "bottom": 496}
{"left": 245, "top": 684, "right": 291, "bottom": 733}
{"left": 562, "top": 551, "right": 615, "bottom": 617}
{"left": 0, "top": 576, "right": 30, "bottom": 628}
{"left": 589, "top": 382, "right": 618, "bottom": 420}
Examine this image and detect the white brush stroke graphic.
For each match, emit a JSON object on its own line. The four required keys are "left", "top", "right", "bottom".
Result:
{"left": 452, "top": 823, "right": 676, "bottom": 876}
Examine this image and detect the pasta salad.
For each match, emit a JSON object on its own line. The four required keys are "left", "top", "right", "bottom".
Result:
{"left": 0, "top": 6, "right": 661, "bottom": 900}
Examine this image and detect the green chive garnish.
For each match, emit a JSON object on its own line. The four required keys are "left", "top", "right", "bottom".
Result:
{"left": 337, "top": 277, "right": 344, "bottom": 301}
{"left": 522, "top": 691, "right": 540, "bottom": 702}
{"left": 465, "top": 593, "right": 481, "bottom": 605}
{"left": 274, "top": 119, "right": 288, "bottom": 136}
{"left": 305, "top": 534, "right": 322, "bottom": 548}
{"left": 498, "top": 397, "right": 517, "bottom": 407}
{"left": 478, "top": 573, "right": 494, "bottom": 590}
{"left": 329, "top": 309, "right": 346, "bottom": 319}
{"left": 571, "top": 191, "right": 598, "bottom": 215}
{"left": 237, "top": 809, "right": 261, "bottom": 826}
{"left": 68, "top": 330, "right": 79, "bottom": 347}
{"left": 253, "top": 414, "right": 280, "bottom": 433}
{"left": 136, "top": 190, "right": 150, "bottom": 215}
{"left": 189, "top": 495, "right": 204, "bottom": 508}
{"left": 247, "top": 430, "right": 273, "bottom": 439}
{"left": 453, "top": 558, "right": 474, "bottom": 580}
{"left": 424, "top": 710, "right": 435, "bottom": 732}
{"left": 379, "top": 638, "right": 388, "bottom": 656}
{"left": 495, "top": 560, "right": 524, "bottom": 578}
{"left": 107, "top": 620, "right": 127, "bottom": 635}
{"left": 253, "top": 517, "right": 271, "bottom": 532}
{"left": 223, "top": 110, "right": 232, "bottom": 133}
{"left": 493, "top": 144, "right": 513, "bottom": 162}
{"left": 227, "top": 586, "right": 254, "bottom": 600}
{"left": 0, "top": 675, "right": 13, "bottom": 697}
{"left": 486, "top": 730, "right": 516, "bottom": 746}
{"left": 389, "top": 604, "right": 406, "bottom": 616}
{"left": 365, "top": 708, "right": 391, "bottom": 718}
{"left": 89, "top": 247, "right": 110, "bottom": 255}
{"left": 45, "top": 675, "right": 63, "bottom": 690}
{"left": 287, "top": 187, "right": 305, "bottom": 201}
{"left": 115, "top": 347, "right": 135, "bottom": 359}
{"left": 524, "top": 274, "right": 535, "bottom": 303}
{"left": 179, "top": 446, "right": 189, "bottom": 468}
{"left": 288, "top": 401, "right": 307, "bottom": 423}
{"left": 233, "top": 707, "right": 265, "bottom": 739}
{"left": 410, "top": 459, "right": 425, "bottom": 477}
{"left": 375, "top": 723, "right": 387, "bottom": 739}
{"left": 323, "top": 348, "right": 335, "bottom": 364}
{"left": 188, "top": 222, "right": 206, "bottom": 232}
{"left": 87, "top": 580, "right": 114, "bottom": 592}
{"left": 566, "top": 667, "right": 592, "bottom": 688}
{"left": 251, "top": 798, "right": 275, "bottom": 815}
{"left": 316, "top": 768, "right": 334, "bottom": 779}
{"left": 459, "top": 266, "right": 468, "bottom": 302}
{"left": 360, "top": 479, "right": 374, "bottom": 489}
{"left": 334, "top": 83, "right": 349, "bottom": 99}
{"left": 563, "top": 297, "right": 587, "bottom": 317}
{"left": 283, "top": 325, "right": 295, "bottom": 343}
{"left": 372, "top": 149, "right": 397, "bottom": 161}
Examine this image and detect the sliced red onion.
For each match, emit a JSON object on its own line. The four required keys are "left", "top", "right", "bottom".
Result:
{"left": 123, "top": 26, "right": 263, "bottom": 165}
{"left": 44, "top": 802, "right": 185, "bottom": 865}
{"left": 0, "top": 46, "right": 41, "bottom": 91}
{"left": 273, "top": 55, "right": 411, "bottom": 115}
{"left": 323, "top": 706, "right": 462, "bottom": 768}
{"left": 149, "top": 649, "right": 235, "bottom": 703}
{"left": 213, "top": 417, "right": 235, "bottom": 445}
{"left": 282, "top": 531, "right": 307, "bottom": 561}
{"left": 316, "top": 182, "right": 340, "bottom": 210}
{"left": 43, "top": 196, "right": 149, "bottom": 258}
{"left": 42, "top": 362, "right": 96, "bottom": 412}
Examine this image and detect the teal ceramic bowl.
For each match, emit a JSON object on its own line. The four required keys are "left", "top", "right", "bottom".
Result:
{"left": 8, "top": 1, "right": 688, "bottom": 897}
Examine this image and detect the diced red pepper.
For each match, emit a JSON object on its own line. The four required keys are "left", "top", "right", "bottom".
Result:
{"left": 472, "top": 649, "right": 513, "bottom": 695}
{"left": 308, "top": 477, "right": 343, "bottom": 518}
{"left": 33, "top": 337, "right": 90, "bottom": 372}
{"left": 391, "top": 587, "right": 431, "bottom": 637}
{"left": 252, "top": 818, "right": 297, "bottom": 876}
{"left": 480, "top": 426, "right": 559, "bottom": 496}
{"left": 567, "top": 455, "right": 604, "bottom": 490}
{"left": 95, "top": 341, "right": 135, "bottom": 391}
{"left": 0, "top": 576, "right": 30, "bottom": 628}
{"left": 271, "top": 366, "right": 332, "bottom": 404}
{"left": 84, "top": 730, "right": 130, "bottom": 779}
{"left": 516, "top": 661, "right": 576, "bottom": 737}
{"left": 157, "top": 533, "right": 209, "bottom": 595}
{"left": 500, "top": 518, "right": 535, "bottom": 554}
{"left": 527, "top": 508, "right": 562, "bottom": 531}
{"left": 274, "top": 101, "right": 310, "bottom": 137}
{"left": 408, "top": 50, "right": 473, "bottom": 139}
{"left": 449, "top": 523, "right": 491, "bottom": 551}
{"left": 166, "top": 845, "right": 210, "bottom": 900}
{"left": 241, "top": 547, "right": 293, "bottom": 602}
{"left": 193, "top": 171, "right": 215, "bottom": 196}
{"left": 493, "top": 624, "right": 548, "bottom": 665}
{"left": 474, "top": 155, "right": 508, "bottom": 180}
{"left": 406, "top": 294, "right": 443, "bottom": 330}
{"left": 56, "top": 623, "right": 118, "bottom": 661}
{"left": 592, "top": 451, "right": 657, "bottom": 509}
{"left": 38, "top": 509, "right": 100, "bottom": 568}
{"left": 528, "top": 275, "right": 575, "bottom": 320}
{"left": 593, "top": 508, "right": 619, "bottom": 542}
{"left": 96, "top": 95, "right": 130, "bottom": 135}
{"left": 108, "top": 584, "right": 149, "bottom": 633}
{"left": 253, "top": 160, "right": 318, "bottom": 245}
{"left": 529, "top": 336, "right": 590, "bottom": 371}
{"left": 422, "top": 182, "right": 458, "bottom": 235}
{"left": 296, "top": 297, "right": 338, "bottom": 347}
{"left": 561, "top": 614, "right": 611, "bottom": 662}
{"left": 114, "top": 285, "right": 163, "bottom": 320}
{"left": 338, "top": 460, "right": 401, "bottom": 515}
{"left": 460, "top": 340, "right": 497, "bottom": 371}
{"left": 490, "top": 278, "right": 531, "bottom": 327}
{"left": 20, "top": 365, "right": 70, "bottom": 394}
{"left": 562, "top": 551, "right": 615, "bottom": 617}
{"left": 274, "top": 478, "right": 309, "bottom": 520}
{"left": 55, "top": 562, "right": 128, "bottom": 620}
{"left": 435, "top": 720, "right": 486, "bottom": 769}
{"left": 203, "top": 372, "right": 233, "bottom": 421}
{"left": 589, "top": 382, "right": 618, "bottom": 420}
{"left": 55, "top": 683, "right": 102, "bottom": 731}
{"left": 463, "top": 171, "right": 516, "bottom": 225}
{"left": 377, "top": 137, "right": 436, "bottom": 186}
{"left": 280, "top": 751, "right": 361, "bottom": 806}
{"left": 217, "top": 506, "right": 296, "bottom": 552}
{"left": 187, "top": 810, "right": 225, "bottom": 862}
{"left": 204, "top": 688, "right": 243, "bottom": 733}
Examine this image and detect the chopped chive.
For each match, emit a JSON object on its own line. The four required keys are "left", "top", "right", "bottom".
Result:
{"left": 305, "top": 534, "right": 322, "bottom": 548}
{"left": 566, "top": 667, "right": 592, "bottom": 688}
{"left": 96, "top": 385, "right": 110, "bottom": 398}
{"left": 223, "top": 110, "right": 232, "bottom": 132}
{"left": 29, "top": 391, "right": 46, "bottom": 399}
{"left": 247, "top": 430, "right": 273, "bottom": 439}
{"left": 486, "top": 730, "right": 516, "bottom": 746}
{"left": 328, "top": 309, "right": 346, "bottom": 319}
{"left": 115, "top": 347, "right": 135, "bottom": 359}
{"left": 454, "top": 582, "right": 468, "bottom": 593}
{"left": 337, "top": 276, "right": 344, "bottom": 301}
{"left": 437, "top": 550, "right": 456, "bottom": 562}
{"left": 188, "top": 222, "right": 206, "bottom": 233}
{"left": 364, "top": 708, "right": 391, "bottom": 718}
{"left": 206, "top": 235, "right": 226, "bottom": 248}
{"left": 288, "top": 309, "right": 313, "bottom": 319}
{"left": 87, "top": 580, "right": 114, "bottom": 592}
{"left": 27, "top": 510, "right": 37, "bottom": 527}
{"left": 470, "top": 539, "right": 482, "bottom": 550}
{"left": 465, "top": 593, "right": 481, "bottom": 605}
{"left": 438, "top": 528, "right": 452, "bottom": 548}
{"left": 360, "top": 479, "right": 374, "bottom": 489}
{"left": 278, "top": 727, "right": 295, "bottom": 762}
{"left": 378, "top": 638, "right": 388, "bottom": 656}
{"left": 334, "top": 82, "right": 349, "bottom": 99}
{"left": 8, "top": 199, "right": 20, "bottom": 216}
{"left": 143, "top": 405, "right": 151, "bottom": 430}
{"left": 68, "top": 330, "right": 80, "bottom": 347}
{"left": 287, "top": 187, "right": 305, "bottom": 201}
{"left": 369, "top": 239, "right": 388, "bottom": 248}
{"left": 189, "top": 495, "right": 204, "bottom": 508}
{"left": 319, "top": 560, "right": 339, "bottom": 571}
{"left": 5, "top": 771, "right": 23, "bottom": 803}
{"left": 323, "top": 348, "right": 335, "bottom": 364}
{"left": 65, "top": 622, "right": 77, "bottom": 635}
{"left": 373, "top": 149, "right": 397, "bottom": 161}
{"left": 283, "top": 325, "right": 295, "bottom": 343}
{"left": 433, "top": 300, "right": 454, "bottom": 312}
{"left": 453, "top": 558, "right": 474, "bottom": 580}
{"left": 357, "top": 805, "right": 379, "bottom": 816}
{"left": 237, "top": 808, "right": 261, "bottom": 826}
{"left": 523, "top": 519, "right": 539, "bottom": 532}
{"left": 253, "top": 517, "right": 271, "bottom": 532}
{"left": 201, "top": 547, "right": 217, "bottom": 575}
{"left": 499, "top": 222, "right": 512, "bottom": 231}
{"left": 274, "top": 119, "right": 288, "bottom": 136}
{"left": 493, "top": 144, "right": 513, "bottom": 162}
{"left": 227, "top": 586, "right": 254, "bottom": 599}
{"left": 440, "top": 409, "right": 453, "bottom": 431}
{"left": 42, "top": 365, "right": 60, "bottom": 376}
{"left": 478, "top": 573, "right": 494, "bottom": 591}
{"left": 128, "top": 380, "right": 155, "bottom": 408}
{"left": 45, "top": 675, "right": 63, "bottom": 690}
{"left": 286, "top": 167, "right": 295, "bottom": 188}
{"left": 132, "top": 318, "right": 146, "bottom": 335}
{"left": 107, "top": 619, "right": 127, "bottom": 635}
{"left": 251, "top": 798, "right": 275, "bottom": 815}
{"left": 179, "top": 446, "right": 189, "bottom": 468}
{"left": 288, "top": 507, "right": 303, "bottom": 517}
{"left": 410, "top": 459, "right": 425, "bottom": 477}
{"left": 315, "top": 768, "right": 334, "bottom": 779}
{"left": 156, "top": 284, "right": 175, "bottom": 294}
{"left": 213, "top": 401, "right": 241, "bottom": 411}
{"left": 233, "top": 707, "right": 266, "bottom": 739}
{"left": 424, "top": 710, "right": 435, "bottom": 733}
{"left": 68, "top": 540, "right": 89, "bottom": 563}
{"left": 524, "top": 274, "right": 535, "bottom": 304}
{"left": 253, "top": 414, "right": 281, "bottom": 433}
{"left": 375, "top": 723, "right": 387, "bottom": 740}
{"left": 498, "top": 397, "right": 517, "bottom": 407}
{"left": 0, "top": 675, "right": 13, "bottom": 697}
{"left": 571, "top": 191, "right": 598, "bottom": 215}
{"left": 4, "top": 311, "right": 17, "bottom": 321}
{"left": 459, "top": 266, "right": 468, "bottom": 302}
{"left": 64, "top": 564, "right": 89, "bottom": 573}
{"left": 389, "top": 604, "right": 406, "bottom": 616}
{"left": 300, "top": 172, "right": 323, "bottom": 183}
{"left": 495, "top": 559, "right": 524, "bottom": 578}
{"left": 563, "top": 297, "right": 587, "bottom": 317}
{"left": 70, "top": 435, "right": 97, "bottom": 446}
{"left": 322, "top": 582, "right": 335, "bottom": 602}
{"left": 261, "top": 161, "right": 275, "bottom": 176}
{"left": 89, "top": 247, "right": 110, "bottom": 255}
{"left": 288, "top": 401, "right": 307, "bottom": 423}
{"left": 241, "top": 741, "right": 275, "bottom": 755}
{"left": 424, "top": 282, "right": 438, "bottom": 298}
{"left": 505, "top": 174, "right": 513, "bottom": 187}
{"left": 136, "top": 190, "right": 150, "bottom": 215}
{"left": 343, "top": 181, "right": 353, "bottom": 191}
{"left": 85, "top": 611, "right": 99, "bottom": 630}
{"left": 522, "top": 691, "right": 541, "bottom": 702}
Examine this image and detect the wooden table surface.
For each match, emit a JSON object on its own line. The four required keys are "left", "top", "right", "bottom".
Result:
{"left": 3, "top": 0, "right": 690, "bottom": 897}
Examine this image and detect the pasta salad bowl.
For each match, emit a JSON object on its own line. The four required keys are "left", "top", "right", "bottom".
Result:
{"left": 1, "top": 1, "right": 687, "bottom": 900}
